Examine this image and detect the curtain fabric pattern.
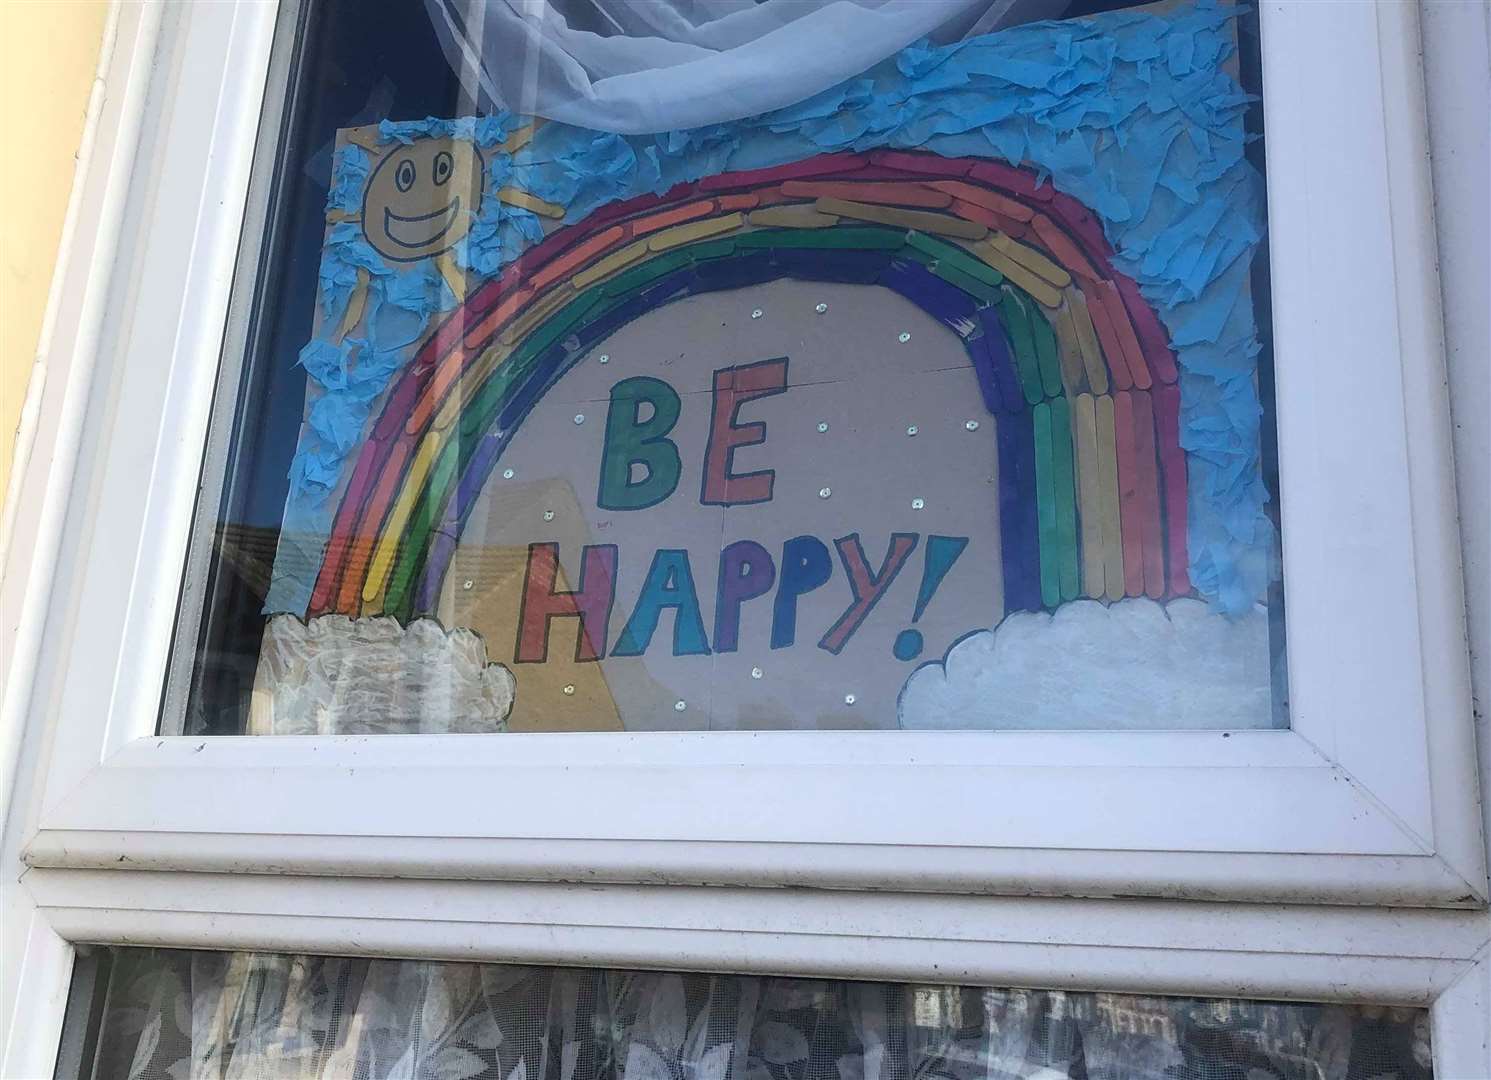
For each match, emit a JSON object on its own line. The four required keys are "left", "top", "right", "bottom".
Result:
{"left": 83, "top": 950, "right": 1431, "bottom": 1080}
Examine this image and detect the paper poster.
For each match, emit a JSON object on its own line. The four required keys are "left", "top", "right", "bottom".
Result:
{"left": 252, "top": 1, "right": 1280, "bottom": 733}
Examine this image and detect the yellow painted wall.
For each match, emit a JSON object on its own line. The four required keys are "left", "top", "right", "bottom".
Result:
{"left": 0, "top": 1, "right": 110, "bottom": 501}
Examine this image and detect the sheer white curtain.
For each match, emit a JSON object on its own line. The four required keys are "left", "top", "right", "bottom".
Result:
{"left": 421, "top": 0, "right": 1071, "bottom": 134}
{"left": 84, "top": 950, "right": 1428, "bottom": 1080}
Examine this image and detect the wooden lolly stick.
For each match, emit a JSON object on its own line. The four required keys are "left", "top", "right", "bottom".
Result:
{"left": 431, "top": 341, "right": 512, "bottom": 433}
{"left": 714, "top": 192, "right": 760, "bottom": 211}
{"left": 1046, "top": 189, "right": 1112, "bottom": 262}
{"left": 968, "top": 161, "right": 1054, "bottom": 202}
{"left": 1112, "top": 391, "right": 1145, "bottom": 597}
{"left": 1066, "top": 288, "right": 1108, "bottom": 395}
{"left": 497, "top": 281, "right": 574, "bottom": 347}
{"left": 1028, "top": 213, "right": 1102, "bottom": 282}
{"left": 529, "top": 225, "right": 626, "bottom": 292}
{"left": 698, "top": 152, "right": 866, "bottom": 190}
{"left": 927, "top": 180, "right": 1035, "bottom": 221}
{"left": 600, "top": 247, "right": 695, "bottom": 298}
{"left": 1049, "top": 396, "right": 1081, "bottom": 601}
{"left": 736, "top": 225, "right": 902, "bottom": 250}
{"left": 628, "top": 200, "right": 716, "bottom": 237}
{"left": 334, "top": 268, "right": 371, "bottom": 342}
{"left": 747, "top": 205, "right": 839, "bottom": 229}
{"left": 970, "top": 241, "right": 1063, "bottom": 307}
{"left": 410, "top": 333, "right": 508, "bottom": 435}
{"left": 1131, "top": 390, "right": 1166, "bottom": 599}
{"left": 814, "top": 197, "right": 988, "bottom": 240}
{"left": 1052, "top": 298, "right": 1087, "bottom": 395}
{"left": 1072, "top": 393, "right": 1106, "bottom": 598}
{"left": 497, "top": 187, "right": 565, "bottom": 219}
{"left": 498, "top": 122, "right": 538, "bottom": 154}
{"left": 750, "top": 186, "right": 797, "bottom": 208}
{"left": 781, "top": 180, "right": 954, "bottom": 209}
{"left": 583, "top": 191, "right": 669, "bottom": 230}
{"left": 931, "top": 260, "right": 1001, "bottom": 304}
{"left": 363, "top": 430, "right": 444, "bottom": 606}
{"left": 571, "top": 238, "right": 652, "bottom": 289}
{"left": 1152, "top": 382, "right": 1191, "bottom": 596}
{"left": 948, "top": 198, "right": 1030, "bottom": 238}
{"left": 989, "top": 232, "right": 1073, "bottom": 288}
{"left": 868, "top": 149, "right": 975, "bottom": 177}
{"left": 997, "top": 290, "right": 1045, "bottom": 405}
{"left": 905, "top": 232, "right": 1004, "bottom": 286}
{"left": 461, "top": 282, "right": 537, "bottom": 350}
{"left": 1094, "top": 396, "right": 1126, "bottom": 602}
{"left": 434, "top": 253, "right": 467, "bottom": 303}
{"left": 1032, "top": 401, "right": 1062, "bottom": 610}
{"left": 979, "top": 309, "right": 1024, "bottom": 414}
{"left": 1081, "top": 279, "right": 1133, "bottom": 390}
{"left": 997, "top": 409, "right": 1043, "bottom": 613}
{"left": 1094, "top": 279, "right": 1151, "bottom": 390}
{"left": 1114, "top": 273, "right": 1179, "bottom": 383}
{"left": 1031, "top": 307, "right": 1063, "bottom": 399}
{"left": 646, "top": 212, "right": 745, "bottom": 252}
{"left": 337, "top": 435, "right": 415, "bottom": 613}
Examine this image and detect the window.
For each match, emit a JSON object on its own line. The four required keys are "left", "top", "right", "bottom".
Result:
{"left": 3, "top": 0, "right": 1485, "bottom": 1076}
{"left": 59, "top": 948, "right": 1432, "bottom": 1080}
{"left": 172, "top": 0, "right": 1287, "bottom": 739}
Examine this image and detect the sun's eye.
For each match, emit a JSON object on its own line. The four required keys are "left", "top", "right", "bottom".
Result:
{"left": 395, "top": 158, "right": 416, "bottom": 192}
{"left": 433, "top": 151, "right": 453, "bottom": 186}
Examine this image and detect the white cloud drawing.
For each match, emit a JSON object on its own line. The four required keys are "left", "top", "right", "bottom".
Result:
{"left": 897, "top": 597, "right": 1278, "bottom": 730}
{"left": 251, "top": 614, "right": 515, "bottom": 735}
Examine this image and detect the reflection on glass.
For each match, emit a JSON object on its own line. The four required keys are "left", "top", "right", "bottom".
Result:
{"left": 61, "top": 948, "right": 1430, "bottom": 1080}
{"left": 176, "top": 0, "right": 1285, "bottom": 735}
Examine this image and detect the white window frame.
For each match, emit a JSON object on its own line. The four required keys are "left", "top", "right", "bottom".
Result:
{"left": 2, "top": 0, "right": 1486, "bottom": 1076}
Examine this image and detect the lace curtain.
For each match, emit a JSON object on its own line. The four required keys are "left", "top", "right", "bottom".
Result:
{"left": 81, "top": 949, "right": 1432, "bottom": 1080}
{"left": 419, "top": 0, "right": 1069, "bottom": 133}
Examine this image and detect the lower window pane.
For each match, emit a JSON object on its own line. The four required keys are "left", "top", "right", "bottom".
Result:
{"left": 60, "top": 948, "right": 1430, "bottom": 1080}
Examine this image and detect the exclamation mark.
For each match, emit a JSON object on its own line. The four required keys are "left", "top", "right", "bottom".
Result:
{"left": 893, "top": 535, "right": 969, "bottom": 660}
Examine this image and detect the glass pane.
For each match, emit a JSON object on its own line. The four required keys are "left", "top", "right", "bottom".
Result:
{"left": 172, "top": 0, "right": 1285, "bottom": 735}
{"left": 59, "top": 948, "right": 1429, "bottom": 1080}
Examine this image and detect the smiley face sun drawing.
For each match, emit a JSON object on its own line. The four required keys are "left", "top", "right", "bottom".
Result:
{"left": 361, "top": 137, "right": 485, "bottom": 263}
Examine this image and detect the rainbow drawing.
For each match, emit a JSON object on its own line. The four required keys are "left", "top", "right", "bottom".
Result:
{"left": 301, "top": 150, "right": 1192, "bottom": 626}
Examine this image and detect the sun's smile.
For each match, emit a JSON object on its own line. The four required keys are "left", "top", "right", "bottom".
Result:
{"left": 383, "top": 197, "right": 462, "bottom": 249}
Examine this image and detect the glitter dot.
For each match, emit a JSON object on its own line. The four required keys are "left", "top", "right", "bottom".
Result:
{"left": 751, "top": 667, "right": 763, "bottom": 679}
{"left": 574, "top": 414, "right": 585, "bottom": 425}
{"left": 815, "top": 302, "right": 828, "bottom": 313}
{"left": 818, "top": 487, "right": 832, "bottom": 499}
{"left": 965, "top": 420, "right": 980, "bottom": 431}
{"left": 599, "top": 354, "right": 609, "bottom": 364}
{"left": 543, "top": 510, "right": 555, "bottom": 522}
{"left": 674, "top": 700, "right": 687, "bottom": 711}
{"left": 816, "top": 421, "right": 829, "bottom": 433}
{"left": 562, "top": 684, "right": 575, "bottom": 696}
{"left": 503, "top": 468, "right": 515, "bottom": 479}
{"left": 844, "top": 694, "right": 857, "bottom": 706}
{"left": 751, "top": 309, "right": 764, "bottom": 319}
{"left": 462, "top": 580, "right": 474, "bottom": 590}
{"left": 906, "top": 425, "right": 918, "bottom": 436}
{"left": 898, "top": 332, "right": 911, "bottom": 343}
{"left": 911, "top": 498, "right": 925, "bottom": 510}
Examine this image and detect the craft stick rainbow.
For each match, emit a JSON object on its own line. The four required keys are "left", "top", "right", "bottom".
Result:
{"left": 303, "top": 151, "right": 1192, "bottom": 624}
